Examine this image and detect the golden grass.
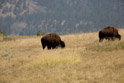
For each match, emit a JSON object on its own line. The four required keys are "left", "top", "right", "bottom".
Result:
{"left": 0, "top": 36, "right": 3, "bottom": 41}
{"left": 0, "top": 29, "right": 124, "bottom": 83}
{"left": 87, "top": 41, "right": 124, "bottom": 51}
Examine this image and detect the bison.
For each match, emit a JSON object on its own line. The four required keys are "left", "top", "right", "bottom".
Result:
{"left": 99, "top": 26, "right": 121, "bottom": 42}
{"left": 41, "top": 33, "right": 65, "bottom": 50}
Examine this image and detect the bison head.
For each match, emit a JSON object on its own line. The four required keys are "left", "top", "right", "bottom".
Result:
{"left": 116, "top": 34, "right": 121, "bottom": 40}
{"left": 60, "top": 41, "right": 65, "bottom": 48}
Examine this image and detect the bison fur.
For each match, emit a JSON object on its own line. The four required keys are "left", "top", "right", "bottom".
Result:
{"left": 41, "top": 33, "right": 65, "bottom": 50}
{"left": 99, "top": 26, "right": 121, "bottom": 42}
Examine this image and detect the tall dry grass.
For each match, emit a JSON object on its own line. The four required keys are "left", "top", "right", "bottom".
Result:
{"left": 0, "top": 29, "right": 124, "bottom": 83}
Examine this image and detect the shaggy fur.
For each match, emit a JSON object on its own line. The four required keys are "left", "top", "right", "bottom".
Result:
{"left": 99, "top": 26, "right": 121, "bottom": 42}
{"left": 41, "top": 33, "right": 65, "bottom": 50}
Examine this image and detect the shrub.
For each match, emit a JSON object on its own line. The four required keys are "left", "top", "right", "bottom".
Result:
{"left": 0, "top": 28, "right": 6, "bottom": 36}
{"left": 37, "top": 31, "right": 45, "bottom": 36}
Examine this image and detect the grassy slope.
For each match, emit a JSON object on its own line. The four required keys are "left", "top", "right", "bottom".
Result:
{"left": 0, "top": 29, "right": 124, "bottom": 83}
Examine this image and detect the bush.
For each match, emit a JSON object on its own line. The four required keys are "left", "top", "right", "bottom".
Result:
{"left": 37, "top": 31, "right": 45, "bottom": 36}
{"left": 0, "top": 28, "right": 6, "bottom": 36}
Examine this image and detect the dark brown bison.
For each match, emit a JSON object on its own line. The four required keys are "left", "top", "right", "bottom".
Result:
{"left": 99, "top": 26, "right": 121, "bottom": 42}
{"left": 41, "top": 33, "right": 65, "bottom": 50}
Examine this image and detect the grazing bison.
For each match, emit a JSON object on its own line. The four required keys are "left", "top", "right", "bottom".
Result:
{"left": 41, "top": 33, "right": 65, "bottom": 50}
{"left": 99, "top": 26, "right": 121, "bottom": 42}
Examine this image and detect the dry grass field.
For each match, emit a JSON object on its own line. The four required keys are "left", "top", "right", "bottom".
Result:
{"left": 0, "top": 29, "right": 124, "bottom": 83}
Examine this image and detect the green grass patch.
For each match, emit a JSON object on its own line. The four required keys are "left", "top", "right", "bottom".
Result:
{"left": 19, "top": 55, "right": 80, "bottom": 69}
{"left": 87, "top": 41, "right": 124, "bottom": 52}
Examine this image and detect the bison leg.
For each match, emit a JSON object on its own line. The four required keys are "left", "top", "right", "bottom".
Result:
{"left": 52, "top": 43, "right": 58, "bottom": 49}
{"left": 52, "top": 46, "right": 56, "bottom": 49}
{"left": 47, "top": 45, "right": 52, "bottom": 50}
{"left": 107, "top": 37, "right": 111, "bottom": 41}
{"left": 111, "top": 37, "right": 115, "bottom": 41}
{"left": 41, "top": 42, "right": 46, "bottom": 50}
{"left": 42, "top": 44, "right": 46, "bottom": 49}
{"left": 41, "top": 38, "right": 46, "bottom": 50}
{"left": 52, "top": 44, "right": 57, "bottom": 49}
{"left": 99, "top": 38, "right": 103, "bottom": 42}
